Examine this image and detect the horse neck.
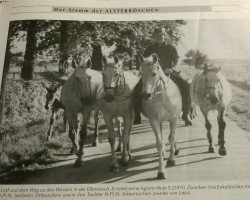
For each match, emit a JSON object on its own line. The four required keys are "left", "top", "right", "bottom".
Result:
{"left": 90, "top": 70, "right": 104, "bottom": 97}
{"left": 116, "top": 71, "right": 127, "bottom": 96}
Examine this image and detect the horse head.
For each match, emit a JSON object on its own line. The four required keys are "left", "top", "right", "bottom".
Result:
{"left": 102, "top": 56, "right": 125, "bottom": 102}
{"left": 203, "top": 63, "right": 223, "bottom": 105}
{"left": 74, "top": 58, "right": 94, "bottom": 106}
{"left": 45, "top": 85, "right": 60, "bottom": 110}
{"left": 139, "top": 53, "right": 163, "bottom": 101}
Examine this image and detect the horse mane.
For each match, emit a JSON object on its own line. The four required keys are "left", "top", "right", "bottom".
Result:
{"left": 193, "top": 71, "right": 206, "bottom": 96}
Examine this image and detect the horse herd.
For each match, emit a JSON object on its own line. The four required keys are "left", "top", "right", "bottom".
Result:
{"left": 44, "top": 54, "right": 232, "bottom": 180}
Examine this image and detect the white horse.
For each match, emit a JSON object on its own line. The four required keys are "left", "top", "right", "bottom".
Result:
{"left": 190, "top": 63, "right": 232, "bottom": 155}
{"left": 60, "top": 59, "right": 103, "bottom": 166}
{"left": 139, "top": 54, "right": 182, "bottom": 179}
{"left": 96, "top": 56, "right": 139, "bottom": 171}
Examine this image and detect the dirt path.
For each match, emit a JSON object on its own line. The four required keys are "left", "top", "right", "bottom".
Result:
{"left": 1, "top": 110, "right": 250, "bottom": 184}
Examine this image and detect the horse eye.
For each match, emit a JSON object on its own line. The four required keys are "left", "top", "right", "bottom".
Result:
{"left": 88, "top": 76, "right": 91, "bottom": 80}
{"left": 152, "top": 72, "right": 156, "bottom": 76}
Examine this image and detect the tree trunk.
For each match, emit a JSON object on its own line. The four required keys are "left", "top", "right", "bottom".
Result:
{"left": 21, "top": 20, "right": 37, "bottom": 80}
{"left": 91, "top": 43, "right": 103, "bottom": 71}
{"left": 59, "top": 21, "right": 69, "bottom": 74}
{"left": 0, "top": 25, "right": 12, "bottom": 124}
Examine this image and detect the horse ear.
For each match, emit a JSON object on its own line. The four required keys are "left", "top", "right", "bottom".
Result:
{"left": 86, "top": 59, "right": 92, "bottom": 68}
{"left": 139, "top": 54, "right": 144, "bottom": 64}
{"left": 114, "top": 56, "right": 119, "bottom": 64}
{"left": 152, "top": 53, "right": 158, "bottom": 64}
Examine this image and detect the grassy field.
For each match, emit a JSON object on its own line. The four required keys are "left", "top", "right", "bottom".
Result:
{"left": 226, "top": 83, "right": 250, "bottom": 136}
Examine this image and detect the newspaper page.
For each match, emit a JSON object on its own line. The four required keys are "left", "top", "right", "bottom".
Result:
{"left": 0, "top": 0, "right": 250, "bottom": 199}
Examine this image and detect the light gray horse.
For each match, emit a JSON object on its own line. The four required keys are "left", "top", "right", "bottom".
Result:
{"left": 96, "top": 56, "right": 139, "bottom": 171}
{"left": 139, "top": 54, "right": 182, "bottom": 179}
{"left": 190, "top": 63, "right": 232, "bottom": 155}
{"left": 60, "top": 59, "right": 101, "bottom": 166}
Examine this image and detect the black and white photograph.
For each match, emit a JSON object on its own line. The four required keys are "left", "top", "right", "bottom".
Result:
{"left": 0, "top": 19, "right": 250, "bottom": 185}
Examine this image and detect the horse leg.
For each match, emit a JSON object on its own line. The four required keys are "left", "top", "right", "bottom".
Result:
{"left": 92, "top": 109, "right": 99, "bottom": 147}
{"left": 150, "top": 119, "right": 166, "bottom": 179}
{"left": 120, "top": 113, "right": 134, "bottom": 166}
{"left": 46, "top": 109, "right": 56, "bottom": 142}
{"left": 218, "top": 109, "right": 227, "bottom": 156}
{"left": 115, "top": 117, "right": 122, "bottom": 152}
{"left": 127, "top": 113, "right": 134, "bottom": 160}
{"left": 167, "top": 119, "right": 177, "bottom": 167}
{"left": 75, "top": 111, "right": 91, "bottom": 167}
{"left": 103, "top": 114, "right": 118, "bottom": 172}
{"left": 201, "top": 108, "right": 214, "bottom": 153}
{"left": 67, "top": 114, "right": 79, "bottom": 156}
{"left": 159, "top": 122, "right": 166, "bottom": 157}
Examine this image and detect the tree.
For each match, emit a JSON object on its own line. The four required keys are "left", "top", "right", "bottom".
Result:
{"left": 59, "top": 21, "right": 69, "bottom": 74}
{"left": 184, "top": 49, "right": 208, "bottom": 68}
{"left": 21, "top": 20, "right": 37, "bottom": 80}
{"left": 0, "top": 21, "right": 24, "bottom": 124}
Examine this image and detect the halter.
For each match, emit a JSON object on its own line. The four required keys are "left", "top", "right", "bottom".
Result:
{"left": 143, "top": 63, "right": 167, "bottom": 101}
{"left": 103, "top": 67, "right": 126, "bottom": 97}
{"left": 203, "top": 73, "right": 224, "bottom": 98}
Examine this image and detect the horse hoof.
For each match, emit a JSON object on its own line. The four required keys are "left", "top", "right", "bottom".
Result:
{"left": 115, "top": 146, "right": 122, "bottom": 152}
{"left": 120, "top": 159, "right": 130, "bottom": 167}
{"left": 109, "top": 165, "right": 119, "bottom": 172}
{"left": 74, "top": 160, "right": 83, "bottom": 167}
{"left": 219, "top": 148, "right": 227, "bottom": 156}
{"left": 129, "top": 155, "right": 133, "bottom": 160}
{"left": 166, "top": 160, "right": 175, "bottom": 167}
{"left": 157, "top": 172, "right": 166, "bottom": 180}
{"left": 92, "top": 141, "right": 97, "bottom": 147}
{"left": 209, "top": 147, "right": 215, "bottom": 153}
{"left": 174, "top": 149, "right": 179, "bottom": 156}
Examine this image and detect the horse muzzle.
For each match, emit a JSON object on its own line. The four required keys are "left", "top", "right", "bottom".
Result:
{"left": 209, "top": 96, "right": 219, "bottom": 105}
{"left": 104, "top": 94, "right": 115, "bottom": 102}
{"left": 142, "top": 92, "right": 152, "bottom": 102}
{"left": 81, "top": 97, "right": 93, "bottom": 106}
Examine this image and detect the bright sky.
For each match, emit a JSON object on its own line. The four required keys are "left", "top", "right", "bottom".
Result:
{"left": 178, "top": 19, "right": 250, "bottom": 60}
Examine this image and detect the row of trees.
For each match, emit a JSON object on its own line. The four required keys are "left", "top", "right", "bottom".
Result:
{"left": 184, "top": 49, "right": 209, "bottom": 68}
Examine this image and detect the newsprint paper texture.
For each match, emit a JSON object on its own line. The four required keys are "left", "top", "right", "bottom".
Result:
{"left": 1, "top": 0, "right": 250, "bottom": 199}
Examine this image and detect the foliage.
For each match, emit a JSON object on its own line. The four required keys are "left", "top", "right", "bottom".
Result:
{"left": 184, "top": 49, "right": 209, "bottom": 68}
{"left": 9, "top": 20, "right": 187, "bottom": 68}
